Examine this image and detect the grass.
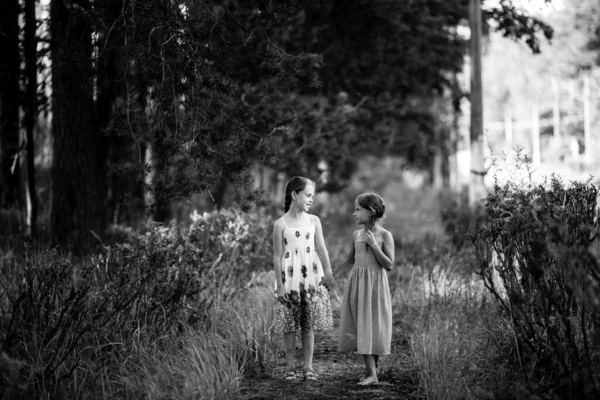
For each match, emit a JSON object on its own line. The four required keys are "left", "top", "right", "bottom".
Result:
{"left": 110, "top": 272, "right": 278, "bottom": 400}
{"left": 398, "top": 265, "right": 519, "bottom": 400}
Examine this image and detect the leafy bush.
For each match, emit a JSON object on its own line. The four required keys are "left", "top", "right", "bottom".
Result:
{"left": 0, "top": 208, "right": 274, "bottom": 398}
{"left": 439, "top": 189, "right": 485, "bottom": 250}
{"left": 472, "top": 176, "right": 600, "bottom": 398}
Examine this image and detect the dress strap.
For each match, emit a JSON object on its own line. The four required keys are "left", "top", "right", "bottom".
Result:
{"left": 281, "top": 217, "right": 289, "bottom": 229}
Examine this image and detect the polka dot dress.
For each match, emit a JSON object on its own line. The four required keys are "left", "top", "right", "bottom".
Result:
{"left": 273, "top": 216, "right": 333, "bottom": 333}
{"left": 338, "top": 230, "right": 392, "bottom": 355}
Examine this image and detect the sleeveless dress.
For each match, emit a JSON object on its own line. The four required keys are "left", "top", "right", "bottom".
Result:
{"left": 273, "top": 216, "right": 333, "bottom": 333}
{"left": 338, "top": 230, "right": 392, "bottom": 355}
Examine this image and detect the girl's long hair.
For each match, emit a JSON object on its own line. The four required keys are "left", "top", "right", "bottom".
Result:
{"left": 284, "top": 176, "right": 315, "bottom": 212}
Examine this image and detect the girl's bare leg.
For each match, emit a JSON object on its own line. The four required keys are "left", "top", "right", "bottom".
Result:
{"left": 358, "top": 355, "right": 378, "bottom": 385}
{"left": 284, "top": 332, "right": 296, "bottom": 372}
{"left": 301, "top": 330, "right": 315, "bottom": 372}
{"left": 359, "top": 355, "right": 379, "bottom": 382}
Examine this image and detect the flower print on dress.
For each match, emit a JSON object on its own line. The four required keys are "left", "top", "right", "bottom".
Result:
{"left": 284, "top": 237, "right": 288, "bottom": 245}
{"left": 287, "top": 265, "right": 294, "bottom": 278}
{"left": 306, "top": 246, "right": 311, "bottom": 253}
{"left": 305, "top": 232, "right": 310, "bottom": 239}
{"left": 304, "top": 290, "right": 313, "bottom": 304}
{"left": 285, "top": 252, "right": 290, "bottom": 259}
{"left": 289, "top": 290, "right": 300, "bottom": 304}
{"left": 313, "top": 263, "right": 318, "bottom": 273}
{"left": 295, "top": 231, "right": 300, "bottom": 238}
{"left": 301, "top": 265, "right": 308, "bottom": 278}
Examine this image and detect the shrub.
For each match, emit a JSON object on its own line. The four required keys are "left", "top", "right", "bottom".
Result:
{"left": 0, "top": 208, "right": 274, "bottom": 398}
{"left": 472, "top": 176, "right": 600, "bottom": 398}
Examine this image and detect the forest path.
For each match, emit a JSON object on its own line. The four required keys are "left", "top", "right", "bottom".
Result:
{"left": 239, "top": 300, "right": 420, "bottom": 400}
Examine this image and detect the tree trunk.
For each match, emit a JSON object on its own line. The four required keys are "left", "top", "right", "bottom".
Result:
{"left": 213, "top": 175, "right": 229, "bottom": 210}
{"left": 448, "top": 73, "right": 461, "bottom": 192}
{"left": 97, "top": 0, "right": 134, "bottom": 225}
{"left": 23, "top": 0, "right": 38, "bottom": 238}
{"left": 50, "top": 0, "right": 103, "bottom": 251}
{"left": 469, "top": 0, "right": 486, "bottom": 206}
{"left": 144, "top": 136, "right": 171, "bottom": 223}
{"left": 0, "top": 0, "right": 21, "bottom": 208}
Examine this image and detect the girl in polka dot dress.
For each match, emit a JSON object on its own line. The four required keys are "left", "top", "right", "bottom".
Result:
{"left": 338, "top": 192, "right": 395, "bottom": 386}
{"left": 272, "top": 176, "right": 335, "bottom": 381}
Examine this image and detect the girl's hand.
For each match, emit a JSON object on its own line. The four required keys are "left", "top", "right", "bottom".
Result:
{"left": 320, "top": 274, "right": 335, "bottom": 291}
{"left": 276, "top": 286, "right": 288, "bottom": 303}
{"left": 365, "top": 230, "right": 377, "bottom": 247}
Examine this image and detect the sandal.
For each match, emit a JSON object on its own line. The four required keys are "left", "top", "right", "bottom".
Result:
{"left": 284, "top": 371, "right": 297, "bottom": 381}
{"left": 304, "top": 370, "right": 318, "bottom": 381}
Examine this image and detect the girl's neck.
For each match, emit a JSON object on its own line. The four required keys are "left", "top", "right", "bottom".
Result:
{"left": 364, "top": 222, "right": 378, "bottom": 231}
{"left": 287, "top": 207, "right": 306, "bottom": 220}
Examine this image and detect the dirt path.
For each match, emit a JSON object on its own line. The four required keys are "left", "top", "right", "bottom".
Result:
{"left": 240, "top": 305, "right": 421, "bottom": 400}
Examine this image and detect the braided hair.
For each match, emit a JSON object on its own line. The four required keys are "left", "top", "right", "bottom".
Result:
{"left": 356, "top": 191, "right": 385, "bottom": 224}
{"left": 284, "top": 176, "right": 315, "bottom": 212}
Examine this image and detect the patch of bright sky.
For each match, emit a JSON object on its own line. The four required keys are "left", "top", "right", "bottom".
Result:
{"left": 484, "top": 0, "right": 565, "bottom": 14}
{"left": 456, "top": 0, "right": 566, "bottom": 38}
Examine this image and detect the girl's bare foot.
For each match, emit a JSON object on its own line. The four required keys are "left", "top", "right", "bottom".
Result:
{"left": 359, "top": 367, "right": 379, "bottom": 382}
{"left": 357, "top": 375, "right": 378, "bottom": 386}
{"left": 358, "top": 368, "right": 368, "bottom": 382}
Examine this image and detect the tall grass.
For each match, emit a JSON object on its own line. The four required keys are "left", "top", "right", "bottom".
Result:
{"left": 397, "top": 255, "right": 522, "bottom": 400}
{"left": 1, "top": 266, "right": 277, "bottom": 399}
{"left": 116, "top": 282, "right": 276, "bottom": 400}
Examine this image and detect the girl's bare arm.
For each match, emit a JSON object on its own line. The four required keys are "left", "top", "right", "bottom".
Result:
{"left": 272, "top": 219, "right": 286, "bottom": 297}
{"left": 313, "top": 215, "right": 334, "bottom": 288}
{"left": 370, "top": 230, "right": 395, "bottom": 271}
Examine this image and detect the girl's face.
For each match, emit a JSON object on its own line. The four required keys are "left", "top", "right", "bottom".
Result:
{"left": 293, "top": 184, "right": 315, "bottom": 212}
{"left": 353, "top": 201, "right": 370, "bottom": 225}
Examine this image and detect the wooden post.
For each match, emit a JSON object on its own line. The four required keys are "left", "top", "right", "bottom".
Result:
{"left": 532, "top": 104, "right": 541, "bottom": 167}
{"left": 552, "top": 77, "right": 560, "bottom": 141}
{"left": 469, "top": 0, "right": 486, "bottom": 205}
{"left": 433, "top": 128, "right": 443, "bottom": 189}
{"left": 504, "top": 112, "right": 513, "bottom": 145}
{"left": 584, "top": 74, "right": 592, "bottom": 166}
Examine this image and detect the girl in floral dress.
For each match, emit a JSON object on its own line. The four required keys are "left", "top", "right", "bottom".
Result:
{"left": 273, "top": 176, "right": 334, "bottom": 381}
{"left": 338, "top": 192, "right": 395, "bottom": 386}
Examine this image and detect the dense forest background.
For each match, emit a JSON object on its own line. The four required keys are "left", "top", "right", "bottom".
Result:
{"left": 0, "top": 0, "right": 575, "bottom": 253}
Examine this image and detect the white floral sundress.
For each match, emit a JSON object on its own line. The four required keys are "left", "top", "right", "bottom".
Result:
{"left": 273, "top": 215, "right": 333, "bottom": 333}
